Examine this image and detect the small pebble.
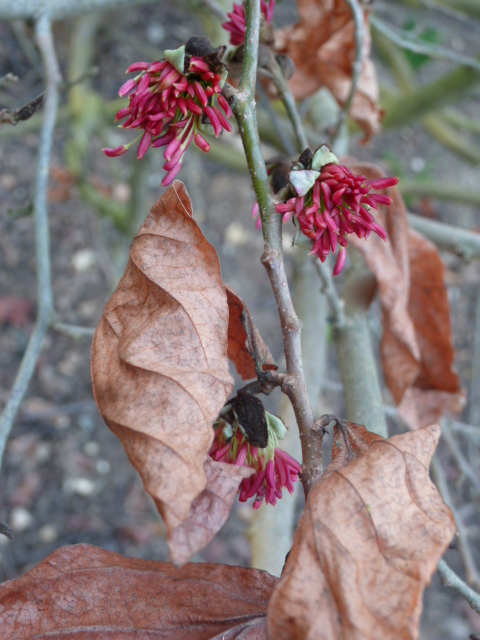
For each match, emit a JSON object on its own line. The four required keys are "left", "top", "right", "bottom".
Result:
{"left": 225, "top": 222, "right": 249, "bottom": 247}
{"left": 34, "top": 442, "right": 51, "bottom": 464}
{"left": 11, "top": 507, "right": 33, "bottom": 532}
{"left": 38, "top": 524, "right": 58, "bottom": 544}
{"left": 84, "top": 441, "right": 100, "bottom": 457}
{"left": 64, "top": 477, "right": 96, "bottom": 497}
{"left": 410, "top": 157, "right": 425, "bottom": 173}
{"left": 71, "top": 249, "right": 96, "bottom": 273}
{"left": 96, "top": 459, "right": 110, "bottom": 475}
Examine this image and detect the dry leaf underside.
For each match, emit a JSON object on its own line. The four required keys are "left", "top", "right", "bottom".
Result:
{"left": 92, "top": 181, "right": 260, "bottom": 564}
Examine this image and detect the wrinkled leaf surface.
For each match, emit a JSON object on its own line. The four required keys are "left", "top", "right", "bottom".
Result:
{"left": 275, "top": 0, "right": 382, "bottom": 140}
{"left": 0, "top": 544, "right": 275, "bottom": 639}
{"left": 267, "top": 424, "right": 455, "bottom": 640}
{"left": 92, "top": 182, "right": 237, "bottom": 563}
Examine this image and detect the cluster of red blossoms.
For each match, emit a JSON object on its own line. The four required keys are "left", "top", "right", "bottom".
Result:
{"left": 223, "top": 0, "right": 275, "bottom": 46}
{"left": 210, "top": 421, "right": 301, "bottom": 509}
{"left": 276, "top": 151, "right": 398, "bottom": 275}
{"left": 104, "top": 44, "right": 232, "bottom": 186}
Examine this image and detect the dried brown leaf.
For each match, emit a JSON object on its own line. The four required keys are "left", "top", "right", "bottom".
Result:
{"left": 326, "top": 419, "right": 384, "bottom": 476}
{"left": 397, "top": 231, "right": 465, "bottom": 427}
{"left": 349, "top": 164, "right": 463, "bottom": 429}
{"left": 267, "top": 424, "right": 455, "bottom": 640}
{"left": 226, "top": 286, "right": 277, "bottom": 380}
{"left": 275, "top": 0, "right": 382, "bottom": 140}
{"left": 0, "top": 544, "right": 275, "bottom": 639}
{"left": 169, "top": 457, "right": 253, "bottom": 566}
{"left": 91, "top": 181, "right": 241, "bottom": 564}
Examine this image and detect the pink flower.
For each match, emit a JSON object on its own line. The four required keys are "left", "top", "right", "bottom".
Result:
{"left": 223, "top": 0, "right": 275, "bottom": 46}
{"left": 209, "top": 420, "right": 301, "bottom": 509}
{"left": 105, "top": 48, "right": 231, "bottom": 185}
{"left": 251, "top": 202, "right": 262, "bottom": 230}
{"left": 276, "top": 163, "right": 398, "bottom": 275}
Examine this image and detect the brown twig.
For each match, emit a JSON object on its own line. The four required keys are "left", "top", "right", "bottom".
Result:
{"left": 223, "top": 0, "right": 319, "bottom": 497}
{"left": 0, "top": 92, "right": 45, "bottom": 129}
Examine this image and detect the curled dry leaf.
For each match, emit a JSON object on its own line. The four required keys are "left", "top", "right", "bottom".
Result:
{"left": 0, "top": 544, "right": 276, "bottom": 639}
{"left": 396, "top": 230, "right": 465, "bottom": 428}
{"left": 267, "top": 424, "right": 455, "bottom": 640}
{"left": 275, "top": 0, "right": 382, "bottom": 141}
{"left": 325, "top": 418, "right": 384, "bottom": 476}
{"left": 349, "top": 164, "right": 463, "bottom": 429}
{"left": 169, "top": 457, "right": 253, "bottom": 566}
{"left": 92, "top": 181, "right": 255, "bottom": 564}
{"left": 226, "top": 285, "right": 277, "bottom": 380}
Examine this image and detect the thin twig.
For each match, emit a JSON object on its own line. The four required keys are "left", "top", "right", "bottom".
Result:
{"left": 198, "top": 0, "right": 227, "bottom": 22}
{"left": 330, "top": 0, "right": 364, "bottom": 146}
{"left": 438, "top": 559, "right": 480, "bottom": 614}
{"left": 408, "top": 212, "right": 480, "bottom": 261}
{"left": 469, "top": 293, "right": 480, "bottom": 427}
{"left": 442, "top": 420, "right": 480, "bottom": 494}
{"left": 388, "top": 0, "right": 480, "bottom": 33}
{"left": 256, "top": 81, "right": 296, "bottom": 155}
{"left": 451, "top": 421, "right": 480, "bottom": 440}
{"left": 0, "top": 14, "right": 60, "bottom": 468}
{"left": 314, "top": 260, "right": 345, "bottom": 328}
{"left": 0, "top": 0, "right": 153, "bottom": 20}
{"left": 371, "top": 15, "right": 480, "bottom": 72}
{"left": 51, "top": 322, "right": 96, "bottom": 339}
{"left": 432, "top": 457, "right": 480, "bottom": 589}
{"left": 268, "top": 60, "right": 308, "bottom": 152}
{"left": 223, "top": 0, "right": 318, "bottom": 496}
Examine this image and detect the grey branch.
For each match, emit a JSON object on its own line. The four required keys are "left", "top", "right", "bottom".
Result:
{"left": 432, "top": 457, "right": 480, "bottom": 589}
{"left": 333, "top": 260, "right": 388, "bottom": 438}
{"left": 438, "top": 559, "right": 480, "bottom": 615}
{"left": 52, "top": 322, "right": 96, "bottom": 339}
{"left": 314, "top": 260, "right": 345, "bottom": 328}
{"left": 0, "top": 15, "right": 59, "bottom": 468}
{"left": 441, "top": 420, "right": 480, "bottom": 494}
{"left": 408, "top": 213, "right": 480, "bottom": 261}
{"left": 0, "top": 16, "right": 92, "bottom": 468}
{"left": 0, "top": 0, "right": 151, "bottom": 20}
{"left": 371, "top": 15, "right": 480, "bottom": 71}
{"left": 330, "top": 0, "right": 364, "bottom": 146}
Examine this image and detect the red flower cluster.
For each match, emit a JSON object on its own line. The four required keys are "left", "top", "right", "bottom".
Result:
{"left": 277, "top": 164, "right": 398, "bottom": 275}
{"left": 104, "top": 54, "right": 232, "bottom": 186}
{"left": 210, "top": 422, "right": 301, "bottom": 509}
{"left": 223, "top": 0, "right": 275, "bottom": 46}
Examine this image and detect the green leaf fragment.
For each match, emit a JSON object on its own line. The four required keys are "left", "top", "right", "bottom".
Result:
{"left": 289, "top": 169, "right": 320, "bottom": 196}
{"left": 266, "top": 411, "right": 287, "bottom": 440}
{"left": 311, "top": 145, "right": 339, "bottom": 171}
{"left": 164, "top": 45, "right": 186, "bottom": 75}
